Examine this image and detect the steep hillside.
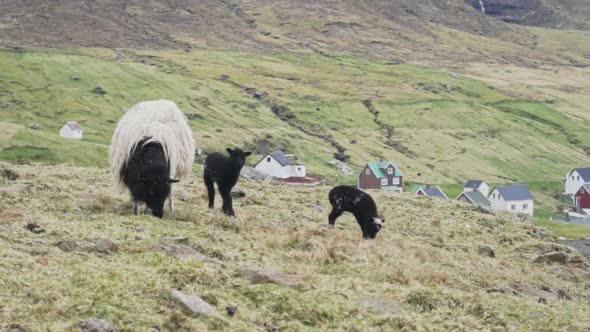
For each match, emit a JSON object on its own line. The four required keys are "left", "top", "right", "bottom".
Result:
{"left": 1, "top": 163, "right": 590, "bottom": 330}
{"left": 1, "top": 47, "right": 590, "bottom": 184}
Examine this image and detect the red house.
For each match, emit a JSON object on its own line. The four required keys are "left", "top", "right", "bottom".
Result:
{"left": 575, "top": 183, "right": 590, "bottom": 213}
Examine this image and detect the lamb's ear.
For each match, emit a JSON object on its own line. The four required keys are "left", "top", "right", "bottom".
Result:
{"left": 245, "top": 151, "right": 252, "bottom": 157}
{"left": 226, "top": 148, "right": 233, "bottom": 154}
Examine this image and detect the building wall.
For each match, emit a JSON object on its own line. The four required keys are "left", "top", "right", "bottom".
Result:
{"left": 59, "top": 126, "right": 83, "bottom": 140}
{"left": 575, "top": 187, "right": 590, "bottom": 209}
{"left": 489, "top": 189, "right": 533, "bottom": 215}
{"left": 565, "top": 170, "right": 586, "bottom": 196}
{"left": 254, "top": 155, "right": 305, "bottom": 179}
{"left": 358, "top": 165, "right": 380, "bottom": 189}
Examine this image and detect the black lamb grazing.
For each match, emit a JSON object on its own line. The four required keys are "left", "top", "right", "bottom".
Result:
{"left": 328, "top": 185, "right": 384, "bottom": 239}
{"left": 122, "top": 140, "right": 179, "bottom": 218}
{"left": 203, "top": 148, "right": 251, "bottom": 216}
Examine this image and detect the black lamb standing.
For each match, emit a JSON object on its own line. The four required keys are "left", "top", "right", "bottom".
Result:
{"left": 122, "top": 140, "right": 179, "bottom": 218}
{"left": 204, "top": 148, "right": 251, "bottom": 216}
{"left": 328, "top": 185, "right": 384, "bottom": 239}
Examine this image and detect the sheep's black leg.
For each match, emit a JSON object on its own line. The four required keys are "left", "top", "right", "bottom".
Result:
{"left": 168, "top": 186, "right": 174, "bottom": 213}
{"left": 133, "top": 201, "right": 139, "bottom": 216}
{"left": 220, "top": 186, "right": 234, "bottom": 216}
{"left": 204, "top": 175, "right": 215, "bottom": 209}
{"left": 328, "top": 207, "right": 344, "bottom": 226}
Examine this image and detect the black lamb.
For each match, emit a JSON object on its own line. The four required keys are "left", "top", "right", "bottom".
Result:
{"left": 328, "top": 185, "right": 384, "bottom": 239}
{"left": 204, "top": 148, "right": 251, "bottom": 216}
{"left": 121, "top": 140, "right": 179, "bottom": 218}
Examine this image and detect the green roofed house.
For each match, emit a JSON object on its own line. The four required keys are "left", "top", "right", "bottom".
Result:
{"left": 358, "top": 160, "right": 403, "bottom": 191}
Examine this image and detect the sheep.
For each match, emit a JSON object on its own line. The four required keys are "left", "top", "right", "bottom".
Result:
{"left": 203, "top": 148, "right": 251, "bottom": 216}
{"left": 328, "top": 185, "right": 384, "bottom": 239}
{"left": 109, "top": 99, "right": 195, "bottom": 218}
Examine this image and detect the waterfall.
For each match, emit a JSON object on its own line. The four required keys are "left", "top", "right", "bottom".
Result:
{"left": 478, "top": 0, "right": 486, "bottom": 14}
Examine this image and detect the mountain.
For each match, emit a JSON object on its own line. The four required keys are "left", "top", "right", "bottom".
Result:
{"left": 0, "top": 0, "right": 589, "bottom": 185}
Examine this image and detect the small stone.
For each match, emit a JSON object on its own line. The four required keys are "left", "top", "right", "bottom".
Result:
{"left": 534, "top": 251, "right": 568, "bottom": 264}
{"left": 36, "top": 257, "right": 49, "bottom": 266}
{"left": 153, "top": 242, "right": 223, "bottom": 265}
{"left": 71, "top": 75, "right": 80, "bottom": 81}
{"left": 355, "top": 296, "right": 406, "bottom": 316}
{"left": 231, "top": 187, "right": 246, "bottom": 198}
{"left": 91, "top": 238, "right": 118, "bottom": 253}
{"left": 161, "top": 236, "right": 189, "bottom": 244}
{"left": 1, "top": 208, "right": 26, "bottom": 223}
{"left": 136, "top": 226, "right": 148, "bottom": 233}
{"left": 8, "top": 324, "right": 31, "bottom": 332}
{"left": 79, "top": 318, "right": 115, "bottom": 332}
{"left": 239, "top": 267, "right": 304, "bottom": 288}
{"left": 226, "top": 305, "right": 238, "bottom": 316}
{"left": 0, "top": 184, "right": 29, "bottom": 193}
{"left": 171, "top": 289, "right": 217, "bottom": 317}
{"left": 93, "top": 85, "right": 107, "bottom": 95}
{"left": 219, "top": 74, "right": 230, "bottom": 80}
{"left": 310, "top": 204, "right": 325, "bottom": 213}
{"left": 253, "top": 91, "right": 264, "bottom": 99}
{"left": 477, "top": 205, "right": 493, "bottom": 214}
{"left": 57, "top": 240, "right": 80, "bottom": 252}
{"left": 478, "top": 245, "right": 495, "bottom": 258}
{"left": 29, "top": 124, "right": 39, "bottom": 129}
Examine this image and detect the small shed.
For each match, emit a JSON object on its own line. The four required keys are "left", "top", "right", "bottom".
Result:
{"left": 416, "top": 186, "right": 448, "bottom": 199}
{"left": 358, "top": 160, "right": 403, "bottom": 191}
{"left": 59, "top": 121, "right": 83, "bottom": 140}
{"left": 457, "top": 190, "right": 490, "bottom": 207}
{"left": 463, "top": 180, "right": 490, "bottom": 197}
{"left": 574, "top": 183, "right": 590, "bottom": 214}
{"left": 488, "top": 185, "right": 534, "bottom": 216}
{"left": 565, "top": 168, "right": 590, "bottom": 197}
{"left": 254, "top": 150, "right": 305, "bottom": 179}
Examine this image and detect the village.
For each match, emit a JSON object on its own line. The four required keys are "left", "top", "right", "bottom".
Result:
{"left": 238, "top": 145, "right": 590, "bottom": 222}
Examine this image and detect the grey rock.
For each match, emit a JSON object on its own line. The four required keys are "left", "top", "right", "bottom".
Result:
{"left": 328, "top": 159, "right": 355, "bottom": 175}
{"left": 310, "top": 204, "right": 325, "bottom": 213}
{"left": 29, "top": 124, "right": 39, "bottom": 129}
{"left": 478, "top": 245, "right": 496, "bottom": 258}
{"left": 171, "top": 289, "right": 216, "bottom": 317}
{"left": 79, "top": 318, "right": 114, "bottom": 332}
{"left": 226, "top": 305, "right": 238, "bottom": 316}
{"left": 240, "top": 166, "right": 269, "bottom": 181}
{"left": 0, "top": 98, "right": 9, "bottom": 109}
{"left": 56, "top": 238, "right": 118, "bottom": 254}
{"left": 161, "top": 236, "right": 189, "bottom": 244}
{"left": 0, "top": 184, "right": 29, "bottom": 193}
{"left": 231, "top": 187, "right": 246, "bottom": 198}
{"left": 488, "top": 283, "right": 571, "bottom": 303}
{"left": 534, "top": 251, "right": 568, "bottom": 264}
{"left": 93, "top": 85, "right": 107, "bottom": 95}
{"left": 239, "top": 267, "right": 304, "bottom": 288}
{"left": 153, "top": 242, "right": 223, "bottom": 265}
{"left": 253, "top": 90, "right": 264, "bottom": 99}
{"left": 71, "top": 75, "right": 80, "bottom": 81}
{"left": 355, "top": 296, "right": 406, "bottom": 316}
{"left": 219, "top": 74, "right": 230, "bottom": 80}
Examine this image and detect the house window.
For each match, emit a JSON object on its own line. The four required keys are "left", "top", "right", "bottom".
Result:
{"left": 523, "top": 204, "right": 529, "bottom": 211}
{"left": 366, "top": 169, "right": 370, "bottom": 175}
{"left": 392, "top": 178, "right": 400, "bottom": 185}
{"left": 387, "top": 168, "right": 393, "bottom": 175}
{"left": 577, "top": 176, "right": 580, "bottom": 181}
{"left": 511, "top": 204, "right": 516, "bottom": 211}
{"left": 297, "top": 167, "right": 301, "bottom": 171}
{"left": 267, "top": 157, "right": 271, "bottom": 162}
{"left": 380, "top": 178, "right": 388, "bottom": 186}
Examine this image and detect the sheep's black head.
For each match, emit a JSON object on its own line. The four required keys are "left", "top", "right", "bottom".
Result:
{"left": 365, "top": 217, "right": 384, "bottom": 239}
{"left": 134, "top": 177, "right": 179, "bottom": 218}
{"left": 226, "top": 148, "right": 251, "bottom": 168}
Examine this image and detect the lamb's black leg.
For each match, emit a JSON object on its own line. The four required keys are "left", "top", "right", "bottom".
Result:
{"left": 328, "top": 207, "right": 344, "bottom": 226}
{"left": 220, "top": 186, "right": 234, "bottom": 216}
{"left": 204, "top": 175, "right": 215, "bottom": 209}
{"left": 133, "top": 201, "right": 139, "bottom": 216}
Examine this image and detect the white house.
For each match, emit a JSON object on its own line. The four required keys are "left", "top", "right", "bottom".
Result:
{"left": 59, "top": 121, "right": 83, "bottom": 140}
{"left": 254, "top": 150, "right": 306, "bottom": 179}
{"left": 488, "top": 185, "right": 534, "bottom": 216}
{"left": 463, "top": 180, "right": 490, "bottom": 197}
{"left": 564, "top": 168, "right": 590, "bottom": 197}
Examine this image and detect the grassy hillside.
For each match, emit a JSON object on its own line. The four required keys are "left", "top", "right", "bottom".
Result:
{"left": 1, "top": 46, "right": 590, "bottom": 184}
{"left": 1, "top": 163, "right": 590, "bottom": 330}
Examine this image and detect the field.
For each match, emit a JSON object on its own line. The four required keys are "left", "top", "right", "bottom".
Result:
{"left": 1, "top": 163, "right": 590, "bottom": 331}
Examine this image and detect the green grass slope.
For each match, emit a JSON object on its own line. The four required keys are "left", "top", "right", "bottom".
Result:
{"left": 1, "top": 163, "right": 590, "bottom": 331}
{"left": 1, "top": 47, "right": 590, "bottom": 184}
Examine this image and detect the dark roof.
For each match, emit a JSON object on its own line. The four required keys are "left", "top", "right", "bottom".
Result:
{"left": 495, "top": 185, "right": 533, "bottom": 201}
{"left": 464, "top": 180, "right": 486, "bottom": 188}
{"left": 573, "top": 168, "right": 590, "bottom": 182}
{"left": 418, "top": 186, "right": 448, "bottom": 199}
{"left": 64, "top": 121, "right": 82, "bottom": 130}
{"left": 268, "top": 150, "right": 296, "bottom": 166}
{"left": 458, "top": 190, "right": 490, "bottom": 206}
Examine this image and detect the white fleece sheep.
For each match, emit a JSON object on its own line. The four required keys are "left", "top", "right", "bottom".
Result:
{"left": 109, "top": 99, "right": 196, "bottom": 191}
